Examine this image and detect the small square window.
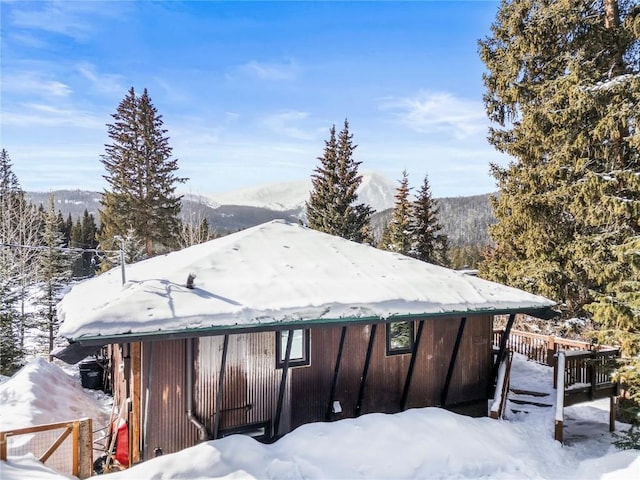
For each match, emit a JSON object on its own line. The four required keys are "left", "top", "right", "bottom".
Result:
{"left": 386, "top": 321, "right": 414, "bottom": 355}
{"left": 276, "top": 329, "right": 310, "bottom": 368}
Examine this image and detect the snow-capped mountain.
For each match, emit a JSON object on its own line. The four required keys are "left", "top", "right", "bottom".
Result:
{"left": 204, "top": 171, "right": 399, "bottom": 213}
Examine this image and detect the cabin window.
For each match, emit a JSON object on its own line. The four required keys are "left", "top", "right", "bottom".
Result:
{"left": 386, "top": 321, "right": 414, "bottom": 355}
{"left": 276, "top": 329, "right": 310, "bottom": 368}
{"left": 219, "top": 421, "right": 271, "bottom": 442}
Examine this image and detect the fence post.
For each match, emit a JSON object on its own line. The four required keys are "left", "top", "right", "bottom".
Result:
{"left": 555, "top": 351, "right": 566, "bottom": 443}
{"left": 78, "top": 418, "right": 93, "bottom": 479}
{"left": 0, "top": 432, "right": 7, "bottom": 461}
{"left": 72, "top": 421, "right": 79, "bottom": 477}
{"left": 547, "top": 336, "right": 556, "bottom": 366}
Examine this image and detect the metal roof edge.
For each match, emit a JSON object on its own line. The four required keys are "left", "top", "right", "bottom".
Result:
{"left": 71, "top": 305, "right": 558, "bottom": 347}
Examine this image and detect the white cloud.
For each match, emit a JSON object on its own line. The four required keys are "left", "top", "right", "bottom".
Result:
{"left": 8, "top": 0, "right": 128, "bottom": 41}
{"left": 1, "top": 71, "right": 72, "bottom": 97}
{"left": 1, "top": 103, "right": 103, "bottom": 128}
{"left": 260, "top": 110, "right": 323, "bottom": 140}
{"left": 380, "top": 91, "right": 488, "bottom": 139}
{"left": 233, "top": 58, "right": 299, "bottom": 81}
{"left": 77, "top": 63, "right": 127, "bottom": 97}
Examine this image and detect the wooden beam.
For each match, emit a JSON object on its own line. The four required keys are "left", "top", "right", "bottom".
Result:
{"left": 326, "top": 326, "right": 347, "bottom": 421}
{"left": 213, "top": 335, "right": 229, "bottom": 439}
{"left": 355, "top": 324, "right": 377, "bottom": 417}
{"left": 401, "top": 320, "right": 424, "bottom": 411}
{"left": 273, "top": 330, "right": 294, "bottom": 438}
{"left": 489, "top": 313, "right": 516, "bottom": 397}
{"left": 441, "top": 317, "right": 467, "bottom": 406}
{"left": 39, "top": 424, "right": 73, "bottom": 464}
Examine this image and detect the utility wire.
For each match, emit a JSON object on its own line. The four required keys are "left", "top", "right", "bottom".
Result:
{"left": 0, "top": 242, "right": 119, "bottom": 254}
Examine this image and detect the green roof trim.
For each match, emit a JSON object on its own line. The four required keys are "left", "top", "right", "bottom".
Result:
{"left": 72, "top": 305, "right": 558, "bottom": 347}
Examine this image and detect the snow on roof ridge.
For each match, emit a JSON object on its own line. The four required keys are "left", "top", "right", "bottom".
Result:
{"left": 58, "top": 220, "right": 555, "bottom": 340}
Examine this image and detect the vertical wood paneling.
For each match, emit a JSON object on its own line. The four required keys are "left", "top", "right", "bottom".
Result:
{"left": 196, "top": 333, "right": 284, "bottom": 436}
{"left": 143, "top": 340, "right": 198, "bottom": 457}
{"left": 136, "top": 314, "right": 493, "bottom": 455}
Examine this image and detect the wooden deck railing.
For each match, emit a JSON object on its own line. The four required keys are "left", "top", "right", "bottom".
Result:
{"left": 0, "top": 418, "right": 93, "bottom": 479}
{"left": 558, "top": 349, "right": 620, "bottom": 403}
{"left": 492, "top": 328, "right": 620, "bottom": 443}
{"left": 493, "top": 329, "right": 607, "bottom": 366}
{"left": 554, "top": 350, "right": 619, "bottom": 442}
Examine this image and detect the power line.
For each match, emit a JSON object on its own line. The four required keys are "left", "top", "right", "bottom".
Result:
{"left": 0, "top": 242, "right": 119, "bottom": 254}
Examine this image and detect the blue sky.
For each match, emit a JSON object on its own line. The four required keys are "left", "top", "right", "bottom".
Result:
{"left": 1, "top": 0, "right": 505, "bottom": 198}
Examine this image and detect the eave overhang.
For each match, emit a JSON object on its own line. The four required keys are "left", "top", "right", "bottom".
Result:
{"left": 64, "top": 305, "right": 558, "bottom": 349}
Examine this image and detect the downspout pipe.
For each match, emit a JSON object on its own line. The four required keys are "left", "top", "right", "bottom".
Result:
{"left": 185, "top": 338, "right": 210, "bottom": 441}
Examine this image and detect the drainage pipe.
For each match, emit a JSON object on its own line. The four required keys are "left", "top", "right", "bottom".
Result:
{"left": 185, "top": 338, "right": 210, "bottom": 441}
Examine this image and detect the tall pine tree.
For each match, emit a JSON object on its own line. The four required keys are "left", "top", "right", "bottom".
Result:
{"left": 306, "top": 120, "right": 374, "bottom": 242}
{"left": 380, "top": 171, "right": 413, "bottom": 255}
{"left": 0, "top": 150, "right": 25, "bottom": 374}
{"left": 412, "top": 174, "right": 449, "bottom": 266}
{"left": 99, "top": 87, "right": 187, "bottom": 258}
{"left": 479, "top": 0, "right": 639, "bottom": 320}
{"left": 0, "top": 149, "right": 40, "bottom": 363}
{"left": 35, "top": 195, "right": 72, "bottom": 357}
{"left": 479, "top": 0, "right": 639, "bottom": 437}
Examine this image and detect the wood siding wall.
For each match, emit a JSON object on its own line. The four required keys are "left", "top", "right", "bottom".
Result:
{"left": 141, "top": 340, "right": 199, "bottom": 459}
{"left": 194, "top": 333, "right": 288, "bottom": 436}
{"left": 291, "top": 315, "right": 492, "bottom": 428}
{"left": 138, "top": 314, "right": 492, "bottom": 456}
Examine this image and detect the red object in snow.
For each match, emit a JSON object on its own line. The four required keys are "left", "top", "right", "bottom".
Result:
{"left": 114, "top": 419, "right": 129, "bottom": 467}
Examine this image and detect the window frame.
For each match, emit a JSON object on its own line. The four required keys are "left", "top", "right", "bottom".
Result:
{"left": 275, "top": 329, "right": 310, "bottom": 368}
{"left": 385, "top": 321, "right": 415, "bottom": 356}
{"left": 218, "top": 421, "right": 272, "bottom": 442}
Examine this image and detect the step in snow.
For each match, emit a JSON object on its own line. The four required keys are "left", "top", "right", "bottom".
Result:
{"left": 509, "top": 398, "right": 553, "bottom": 408}
{"left": 509, "top": 388, "right": 550, "bottom": 397}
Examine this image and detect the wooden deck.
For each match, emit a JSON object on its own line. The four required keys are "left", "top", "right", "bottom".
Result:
{"left": 560, "top": 349, "right": 619, "bottom": 407}
{"left": 490, "top": 328, "right": 620, "bottom": 443}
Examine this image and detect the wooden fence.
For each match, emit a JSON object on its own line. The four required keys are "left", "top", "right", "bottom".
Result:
{"left": 0, "top": 418, "right": 93, "bottom": 479}
{"left": 559, "top": 349, "right": 620, "bottom": 403}
{"left": 493, "top": 329, "right": 604, "bottom": 366}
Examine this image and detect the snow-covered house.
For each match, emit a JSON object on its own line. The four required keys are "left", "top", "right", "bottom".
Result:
{"left": 54, "top": 220, "right": 555, "bottom": 464}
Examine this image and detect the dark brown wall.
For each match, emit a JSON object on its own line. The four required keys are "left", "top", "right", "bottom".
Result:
{"left": 290, "top": 315, "right": 492, "bottom": 429}
{"left": 137, "top": 314, "right": 492, "bottom": 456}
{"left": 141, "top": 340, "right": 199, "bottom": 458}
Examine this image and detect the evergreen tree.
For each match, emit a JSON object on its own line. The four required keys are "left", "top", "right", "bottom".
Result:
{"left": 99, "top": 87, "right": 187, "bottom": 258}
{"left": 412, "top": 174, "right": 449, "bottom": 266}
{"left": 449, "top": 244, "right": 485, "bottom": 270}
{"left": 70, "top": 209, "right": 99, "bottom": 277}
{"left": 35, "top": 195, "right": 72, "bottom": 357}
{"left": 0, "top": 261, "right": 22, "bottom": 375}
{"left": 479, "top": 0, "right": 639, "bottom": 437}
{"left": 0, "top": 149, "right": 39, "bottom": 362}
{"left": 61, "top": 212, "right": 72, "bottom": 247}
{"left": 0, "top": 151, "right": 24, "bottom": 373}
{"left": 380, "top": 171, "right": 413, "bottom": 255}
{"left": 479, "top": 0, "right": 639, "bottom": 318}
{"left": 306, "top": 120, "right": 374, "bottom": 242}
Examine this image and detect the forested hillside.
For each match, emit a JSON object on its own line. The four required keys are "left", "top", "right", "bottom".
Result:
{"left": 371, "top": 193, "right": 494, "bottom": 248}
{"left": 26, "top": 190, "right": 495, "bottom": 245}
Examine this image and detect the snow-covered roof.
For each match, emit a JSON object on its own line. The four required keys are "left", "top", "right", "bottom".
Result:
{"left": 58, "top": 220, "right": 555, "bottom": 343}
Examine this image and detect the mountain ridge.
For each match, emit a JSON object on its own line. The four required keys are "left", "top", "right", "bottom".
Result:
{"left": 25, "top": 174, "right": 495, "bottom": 247}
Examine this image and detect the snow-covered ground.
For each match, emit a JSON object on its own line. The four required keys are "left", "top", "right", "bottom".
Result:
{"left": 0, "top": 354, "right": 638, "bottom": 479}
